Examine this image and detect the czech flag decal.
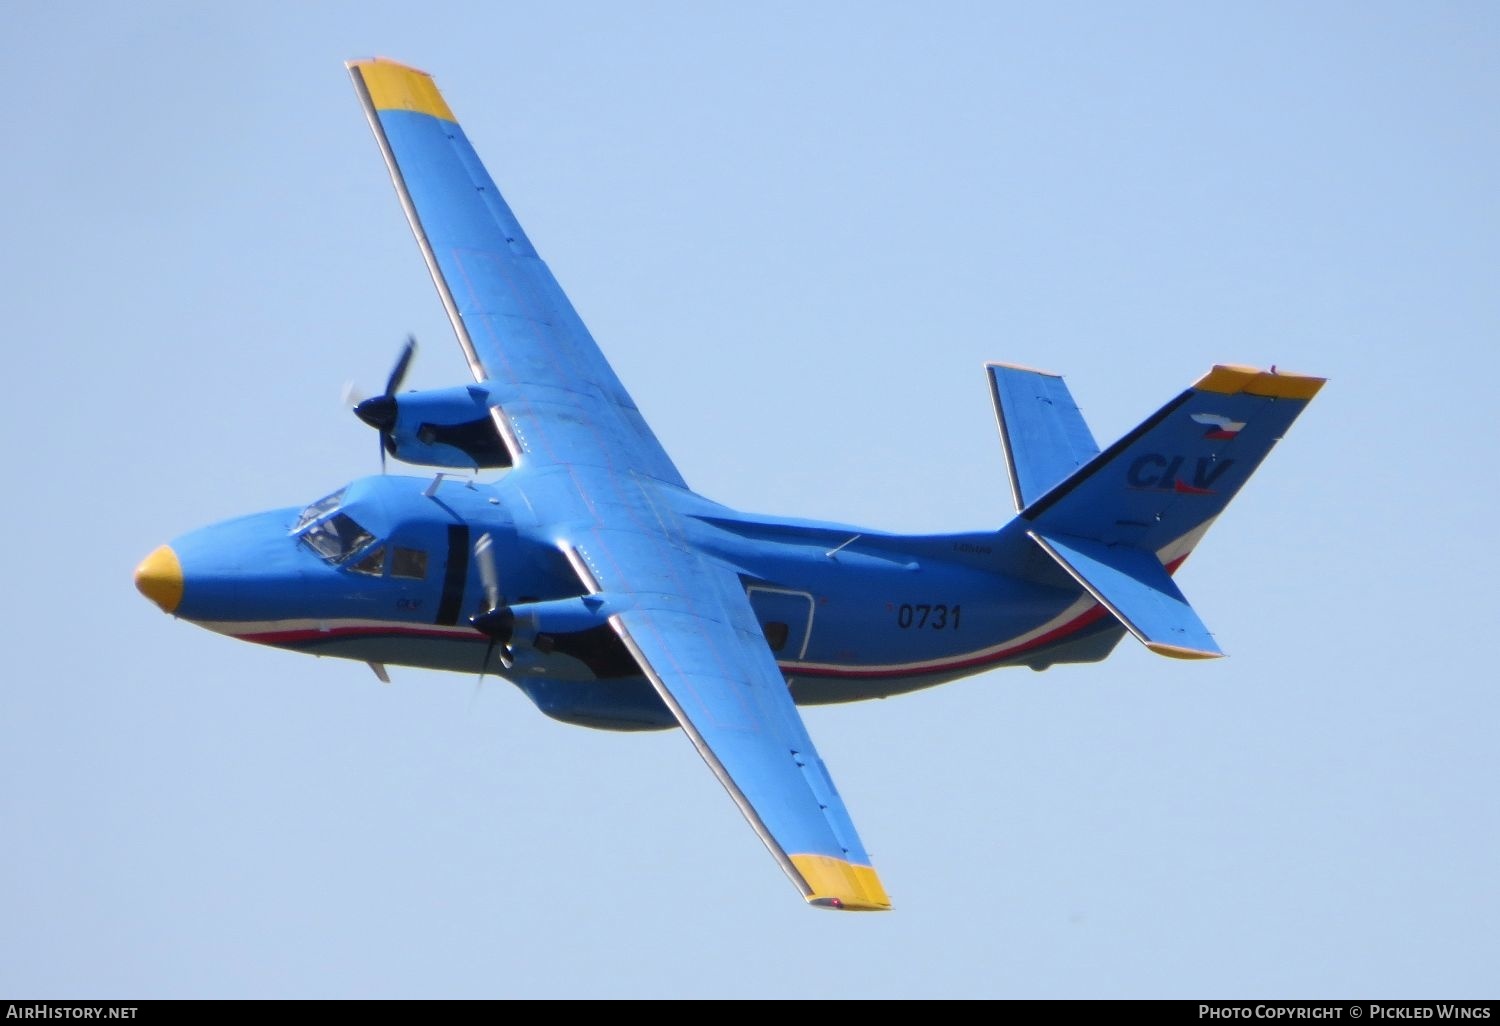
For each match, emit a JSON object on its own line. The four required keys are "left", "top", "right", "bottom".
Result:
{"left": 1190, "top": 412, "right": 1245, "bottom": 440}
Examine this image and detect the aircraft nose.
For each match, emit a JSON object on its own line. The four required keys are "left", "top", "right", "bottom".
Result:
{"left": 134, "top": 545, "right": 183, "bottom": 614}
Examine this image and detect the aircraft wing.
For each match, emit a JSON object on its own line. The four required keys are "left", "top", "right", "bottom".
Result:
{"left": 347, "top": 58, "right": 686, "bottom": 488}
{"left": 351, "top": 57, "right": 887, "bottom": 910}
{"left": 565, "top": 525, "right": 891, "bottom": 911}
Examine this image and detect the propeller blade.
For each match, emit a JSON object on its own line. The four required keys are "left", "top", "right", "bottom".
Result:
{"left": 475, "top": 532, "right": 501, "bottom": 610}
{"left": 479, "top": 635, "right": 514, "bottom": 675}
{"left": 471, "top": 532, "right": 515, "bottom": 673}
{"left": 385, "top": 335, "right": 417, "bottom": 397}
{"left": 473, "top": 634, "right": 513, "bottom": 697}
{"left": 352, "top": 336, "right": 417, "bottom": 474}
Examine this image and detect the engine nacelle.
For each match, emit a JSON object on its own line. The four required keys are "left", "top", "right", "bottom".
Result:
{"left": 355, "top": 383, "right": 511, "bottom": 469}
{"left": 472, "top": 594, "right": 622, "bottom": 651}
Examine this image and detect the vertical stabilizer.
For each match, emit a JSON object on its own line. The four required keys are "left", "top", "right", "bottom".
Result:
{"left": 1015, "top": 364, "right": 1324, "bottom": 660}
{"left": 1021, "top": 365, "right": 1325, "bottom": 555}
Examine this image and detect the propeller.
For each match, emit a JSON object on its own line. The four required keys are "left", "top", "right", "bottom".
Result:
{"left": 471, "top": 532, "right": 514, "bottom": 673}
{"left": 352, "top": 335, "right": 418, "bottom": 472}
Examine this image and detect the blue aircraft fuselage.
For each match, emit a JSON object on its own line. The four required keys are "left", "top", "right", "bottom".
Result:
{"left": 138, "top": 470, "right": 1124, "bottom": 731}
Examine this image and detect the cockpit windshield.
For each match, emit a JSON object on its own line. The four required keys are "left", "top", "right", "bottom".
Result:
{"left": 292, "top": 489, "right": 346, "bottom": 532}
{"left": 300, "top": 512, "right": 375, "bottom": 564}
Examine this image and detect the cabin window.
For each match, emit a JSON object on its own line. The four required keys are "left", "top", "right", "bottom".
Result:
{"left": 300, "top": 512, "right": 375, "bottom": 564}
{"left": 351, "top": 546, "right": 387, "bottom": 576}
{"left": 762, "top": 621, "right": 790, "bottom": 652}
{"left": 391, "top": 547, "right": 428, "bottom": 580}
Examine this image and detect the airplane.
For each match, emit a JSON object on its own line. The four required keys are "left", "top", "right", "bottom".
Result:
{"left": 133, "top": 57, "right": 1324, "bottom": 912}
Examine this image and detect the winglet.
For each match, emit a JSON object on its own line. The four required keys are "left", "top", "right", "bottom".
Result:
{"left": 346, "top": 57, "right": 456, "bottom": 122}
{"left": 791, "top": 854, "right": 893, "bottom": 911}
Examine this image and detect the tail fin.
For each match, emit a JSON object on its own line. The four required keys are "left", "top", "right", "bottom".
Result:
{"left": 987, "top": 363, "right": 1100, "bottom": 512}
{"left": 1013, "top": 364, "right": 1324, "bottom": 658}
{"left": 1022, "top": 365, "right": 1324, "bottom": 552}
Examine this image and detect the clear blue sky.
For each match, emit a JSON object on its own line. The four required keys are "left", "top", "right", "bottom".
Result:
{"left": 4, "top": 1, "right": 1497, "bottom": 999}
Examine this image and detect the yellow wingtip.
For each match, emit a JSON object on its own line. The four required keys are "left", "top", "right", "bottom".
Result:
{"left": 790, "top": 854, "right": 892, "bottom": 911}
{"left": 349, "top": 57, "right": 456, "bottom": 122}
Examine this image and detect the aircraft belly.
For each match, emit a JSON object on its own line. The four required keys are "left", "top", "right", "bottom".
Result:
{"left": 214, "top": 620, "right": 676, "bottom": 730}
{"left": 786, "top": 616, "right": 1127, "bottom": 705}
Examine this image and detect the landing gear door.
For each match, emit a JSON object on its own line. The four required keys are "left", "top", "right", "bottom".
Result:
{"left": 746, "top": 586, "right": 815, "bottom": 660}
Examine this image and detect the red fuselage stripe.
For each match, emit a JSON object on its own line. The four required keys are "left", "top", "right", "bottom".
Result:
{"left": 787, "top": 605, "right": 1113, "bottom": 680}
{"left": 232, "top": 553, "right": 1189, "bottom": 683}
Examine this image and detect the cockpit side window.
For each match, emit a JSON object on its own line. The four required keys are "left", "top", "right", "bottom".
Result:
{"left": 391, "top": 547, "right": 428, "bottom": 580}
{"left": 292, "top": 489, "right": 346, "bottom": 533}
{"left": 351, "top": 546, "right": 387, "bottom": 577}
{"left": 300, "top": 512, "right": 375, "bottom": 564}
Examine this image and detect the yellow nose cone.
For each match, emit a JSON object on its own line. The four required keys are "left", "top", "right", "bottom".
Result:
{"left": 135, "top": 545, "right": 183, "bottom": 614}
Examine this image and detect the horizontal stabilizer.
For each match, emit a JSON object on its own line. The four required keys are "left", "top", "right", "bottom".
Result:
{"left": 1028, "top": 530, "right": 1223, "bottom": 659}
{"left": 987, "top": 363, "right": 1100, "bottom": 512}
